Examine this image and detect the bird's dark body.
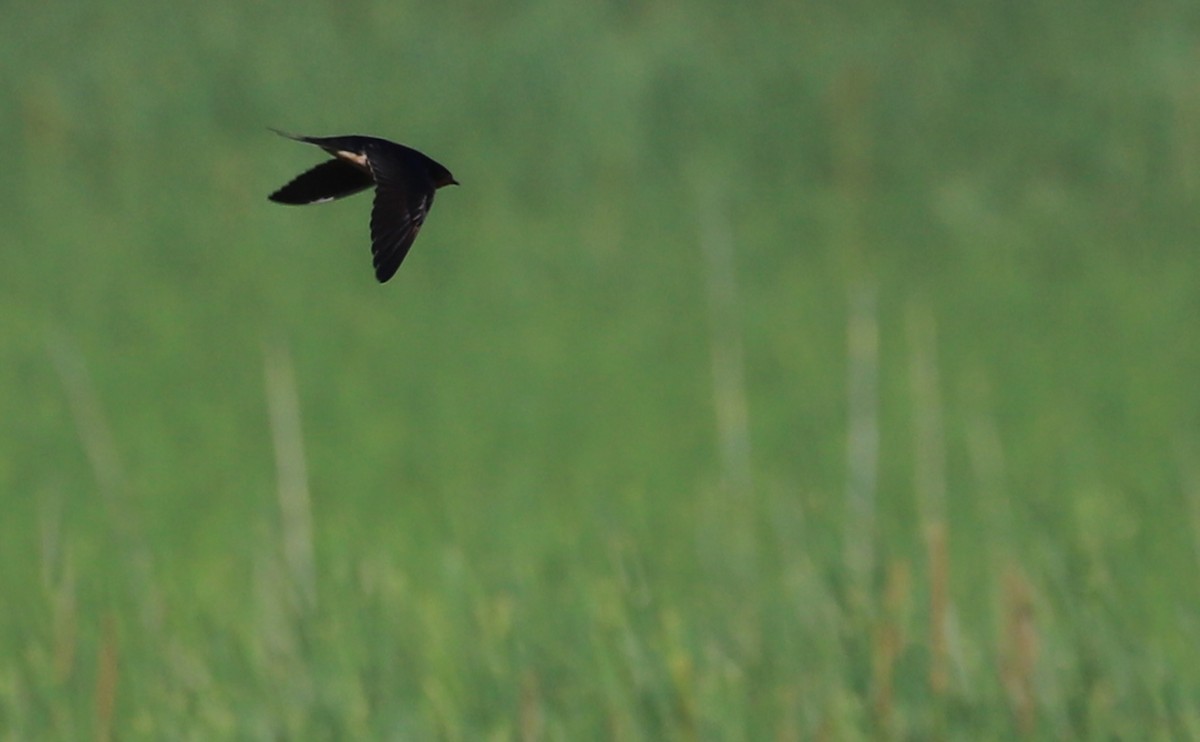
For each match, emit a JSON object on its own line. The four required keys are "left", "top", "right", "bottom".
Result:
{"left": 268, "top": 130, "right": 457, "bottom": 283}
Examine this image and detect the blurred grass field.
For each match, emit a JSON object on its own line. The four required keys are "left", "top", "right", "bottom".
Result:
{"left": 3, "top": 0, "right": 1200, "bottom": 738}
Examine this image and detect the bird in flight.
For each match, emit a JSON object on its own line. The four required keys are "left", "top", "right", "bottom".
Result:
{"left": 268, "top": 129, "right": 458, "bottom": 283}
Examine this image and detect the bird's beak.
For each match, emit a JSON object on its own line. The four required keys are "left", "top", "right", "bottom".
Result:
{"left": 450, "top": 178, "right": 460, "bottom": 186}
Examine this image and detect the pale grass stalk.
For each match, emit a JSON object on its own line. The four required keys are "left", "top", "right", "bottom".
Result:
{"left": 830, "top": 65, "right": 879, "bottom": 608}
{"left": 697, "top": 182, "right": 752, "bottom": 499}
{"left": 45, "top": 332, "right": 159, "bottom": 633}
{"left": 38, "top": 492, "right": 80, "bottom": 681}
{"left": 38, "top": 491, "right": 64, "bottom": 592}
{"left": 845, "top": 282, "right": 880, "bottom": 596}
{"left": 263, "top": 342, "right": 317, "bottom": 613}
{"left": 250, "top": 541, "right": 307, "bottom": 684}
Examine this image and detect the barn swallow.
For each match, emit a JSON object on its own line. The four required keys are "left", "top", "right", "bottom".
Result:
{"left": 268, "top": 129, "right": 458, "bottom": 283}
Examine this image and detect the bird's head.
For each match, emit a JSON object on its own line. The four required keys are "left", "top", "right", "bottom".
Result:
{"left": 429, "top": 161, "right": 459, "bottom": 189}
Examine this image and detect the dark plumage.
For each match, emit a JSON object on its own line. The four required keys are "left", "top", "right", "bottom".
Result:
{"left": 268, "top": 129, "right": 458, "bottom": 283}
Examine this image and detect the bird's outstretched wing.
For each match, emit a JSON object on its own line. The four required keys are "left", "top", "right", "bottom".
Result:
{"left": 268, "top": 159, "right": 374, "bottom": 205}
{"left": 369, "top": 178, "right": 434, "bottom": 283}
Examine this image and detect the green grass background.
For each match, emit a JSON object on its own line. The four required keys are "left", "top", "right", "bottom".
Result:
{"left": 3, "top": 0, "right": 1200, "bottom": 738}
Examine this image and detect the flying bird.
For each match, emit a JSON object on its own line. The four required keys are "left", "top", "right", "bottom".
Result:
{"left": 268, "top": 129, "right": 458, "bottom": 283}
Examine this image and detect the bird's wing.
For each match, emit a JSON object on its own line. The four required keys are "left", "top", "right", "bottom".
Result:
{"left": 268, "top": 159, "right": 374, "bottom": 205}
{"left": 369, "top": 177, "right": 434, "bottom": 283}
